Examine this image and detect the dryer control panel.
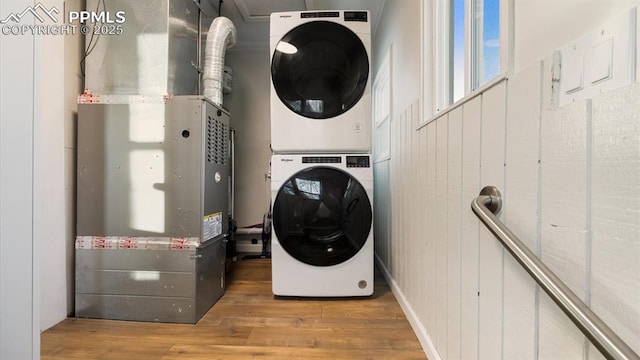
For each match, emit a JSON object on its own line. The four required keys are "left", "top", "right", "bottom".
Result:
{"left": 301, "top": 11, "right": 339, "bottom": 18}
{"left": 299, "top": 156, "right": 370, "bottom": 168}
{"left": 346, "top": 156, "right": 370, "bottom": 168}
{"left": 344, "top": 11, "right": 368, "bottom": 22}
{"left": 302, "top": 156, "right": 341, "bottom": 164}
{"left": 299, "top": 11, "right": 368, "bottom": 22}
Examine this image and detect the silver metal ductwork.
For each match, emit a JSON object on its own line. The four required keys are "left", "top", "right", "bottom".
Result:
{"left": 85, "top": 0, "right": 201, "bottom": 96}
{"left": 203, "top": 16, "right": 237, "bottom": 105}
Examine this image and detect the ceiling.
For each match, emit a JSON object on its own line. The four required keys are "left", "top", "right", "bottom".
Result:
{"left": 216, "top": 0, "right": 386, "bottom": 49}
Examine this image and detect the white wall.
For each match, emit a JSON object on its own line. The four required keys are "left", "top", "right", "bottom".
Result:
{"left": 1, "top": 0, "right": 40, "bottom": 357}
{"left": 514, "top": 0, "right": 639, "bottom": 71}
{"left": 372, "top": 0, "right": 421, "bottom": 117}
{"left": 372, "top": 1, "right": 640, "bottom": 359}
{"left": 63, "top": 0, "right": 84, "bottom": 317}
{"left": 37, "top": 0, "right": 68, "bottom": 331}
{"left": 1, "top": 3, "right": 76, "bottom": 358}
{"left": 226, "top": 46, "right": 273, "bottom": 227}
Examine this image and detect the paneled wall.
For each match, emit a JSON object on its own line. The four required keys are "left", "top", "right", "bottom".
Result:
{"left": 373, "top": 62, "right": 640, "bottom": 359}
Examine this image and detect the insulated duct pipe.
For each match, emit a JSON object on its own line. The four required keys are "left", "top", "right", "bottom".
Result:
{"left": 203, "top": 16, "right": 237, "bottom": 105}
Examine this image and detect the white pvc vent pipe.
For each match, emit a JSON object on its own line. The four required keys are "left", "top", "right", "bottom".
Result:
{"left": 203, "top": 16, "right": 237, "bottom": 105}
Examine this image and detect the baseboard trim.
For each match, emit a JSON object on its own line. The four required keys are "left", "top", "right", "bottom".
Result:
{"left": 374, "top": 254, "right": 441, "bottom": 360}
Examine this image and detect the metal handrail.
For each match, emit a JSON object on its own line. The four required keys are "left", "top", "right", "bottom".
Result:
{"left": 471, "top": 186, "right": 639, "bottom": 360}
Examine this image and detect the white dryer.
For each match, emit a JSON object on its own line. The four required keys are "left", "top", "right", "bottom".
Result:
{"left": 270, "top": 154, "right": 374, "bottom": 297}
{"left": 270, "top": 11, "right": 371, "bottom": 153}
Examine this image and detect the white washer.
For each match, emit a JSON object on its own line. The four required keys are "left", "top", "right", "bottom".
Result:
{"left": 270, "top": 154, "right": 374, "bottom": 297}
{"left": 270, "top": 11, "right": 371, "bottom": 153}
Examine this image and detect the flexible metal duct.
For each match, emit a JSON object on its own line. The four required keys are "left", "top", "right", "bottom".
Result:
{"left": 203, "top": 16, "right": 237, "bottom": 105}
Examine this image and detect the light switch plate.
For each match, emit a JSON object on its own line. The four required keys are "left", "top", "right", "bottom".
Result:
{"left": 558, "top": 7, "right": 636, "bottom": 106}
{"left": 590, "top": 38, "right": 613, "bottom": 84}
{"left": 563, "top": 53, "right": 585, "bottom": 93}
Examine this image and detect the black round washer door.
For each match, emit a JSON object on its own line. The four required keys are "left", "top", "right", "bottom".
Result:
{"left": 271, "top": 21, "right": 369, "bottom": 119}
{"left": 273, "top": 167, "right": 372, "bottom": 266}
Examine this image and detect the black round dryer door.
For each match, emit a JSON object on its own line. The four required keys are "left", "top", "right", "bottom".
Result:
{"left": 271, "top": 21, "right": 369, "bottom": 119}
{"left": 273, "top": 167, "right": 372, "bottom": 267}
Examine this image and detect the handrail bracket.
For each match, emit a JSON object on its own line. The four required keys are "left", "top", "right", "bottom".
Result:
{"left": 479, "top": 185, "right": 502, "bottom": 214}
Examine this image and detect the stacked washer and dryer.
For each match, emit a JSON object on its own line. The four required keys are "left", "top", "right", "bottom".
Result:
{"left": 269, "top": 10, "right": 374, "bottom": 297}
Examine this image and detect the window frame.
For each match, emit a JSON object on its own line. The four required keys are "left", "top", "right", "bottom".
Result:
{"left": 422, "top": 0, "right": 513, "bottom": 124}
{"left": 372, "top": 45, "right": 392, "bottom": 163}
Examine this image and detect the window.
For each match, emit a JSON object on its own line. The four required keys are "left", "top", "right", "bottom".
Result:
{"left": 372, "top": 46, "right": 391, "bottom": 162}
{"left": 472, "top": 0, "right": 501, "bottom": 88}
{"left": 428, "top": 0, "right": 508, "bottom": 115}
{"left": 451, "top": 0, "right": 465, "bottom": 102}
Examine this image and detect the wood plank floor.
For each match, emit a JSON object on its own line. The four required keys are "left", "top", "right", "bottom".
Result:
{"left": 41, "top": 258, "right": 426, "bottom": 359}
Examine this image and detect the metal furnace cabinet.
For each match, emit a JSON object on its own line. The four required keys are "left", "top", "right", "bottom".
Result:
{"left": 75, "top": 96, "right": 230, "bottom": 323}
